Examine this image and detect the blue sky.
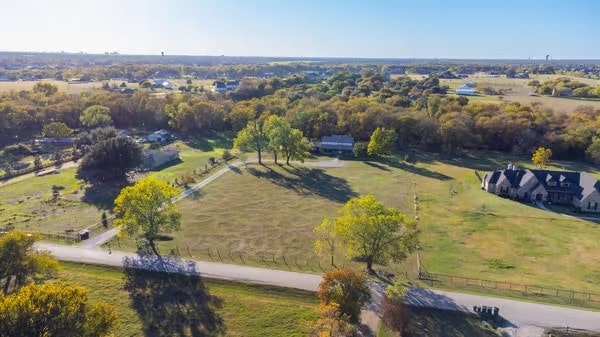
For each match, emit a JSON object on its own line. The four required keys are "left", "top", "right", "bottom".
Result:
{"left": 1, "top": 0, "right": 598, "bottom": 59}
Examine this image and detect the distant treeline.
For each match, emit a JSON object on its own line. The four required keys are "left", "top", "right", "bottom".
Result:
{"left": 1, "top": 52, "right": 599, "bottom": 81}
{"left": 2, "top": 71, "right": 600, "bottom": 165}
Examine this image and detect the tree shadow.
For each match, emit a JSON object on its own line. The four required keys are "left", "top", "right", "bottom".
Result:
{"left": 76, "top": 170, "right": 129, "bottom": 210}
{"left": 183, "top": 132, "right": 234, "bottom": 152}
{"left": 364, "top": 161, "right": 391, "bottom": 171}
{"left": 247, "top": 165, "right": 357, "bottom": 202}
{"left": 123, "top": 254, "right": 225, "bottom": 336}
{"left": 404, "top": 287, "right": 517, "bottom": 335}
{"left": 374, "top": 157, "right": 452, "bottom": 181}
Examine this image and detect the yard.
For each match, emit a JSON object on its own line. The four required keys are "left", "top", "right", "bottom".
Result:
{"left": 0, "top": 137, "right": 229, "bottom": 236}
{"left": 55, "top": 262, "right": 318, "bottom": 337}
{"left": 113, "top": 151, "right": 600, "bottom": 294}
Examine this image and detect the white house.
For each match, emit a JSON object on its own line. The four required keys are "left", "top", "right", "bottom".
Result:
{"left": 456, "top": 84, "right": 476, "bottom": 96}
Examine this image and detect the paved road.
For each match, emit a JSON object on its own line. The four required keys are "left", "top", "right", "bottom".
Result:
{"left": 35, "top": 243, "right": 600, "bottom": 333}
{"left": 405, "top": 287, "right": 600, "bottom": 332}
{"left": 36, "top": 242, "right": 321, "bottom": 291}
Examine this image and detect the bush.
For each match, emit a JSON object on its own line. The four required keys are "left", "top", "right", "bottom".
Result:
{"left": 221, "top": 150, "right": 234, "bottom": 162}
{"left": 4, "top": 144, "right": 33, "bottom": 157}
{"left": 382, "top": 296, "right": 410, "bottom": 335}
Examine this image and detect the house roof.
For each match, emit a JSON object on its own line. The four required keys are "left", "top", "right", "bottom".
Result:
{"left": 486, "top": 167, "right": 599, "bottom": 200}
{"left": 144, "top": 149, "right": 180, "bottom": 169}
{"left": 320, "top": 135, "right": 354, "bottom": 150}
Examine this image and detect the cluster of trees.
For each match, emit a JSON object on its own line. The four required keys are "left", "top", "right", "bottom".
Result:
{"left": 0, "top": 232, "right": 117, "bottom": 336}
{"left": 534, "top": 77, "right": 600, "bottom": 98}
{"left": 76, "top": 127, "right": 143, "bottom": 178}
{"left": 233, "top": 115, "right": 312, "bottom": 165}
{"left": 3, "top": 68, "right": 600, "bottom": 166}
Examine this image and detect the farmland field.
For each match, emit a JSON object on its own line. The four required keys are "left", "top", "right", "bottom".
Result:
{"left": 113, "top": 152, "right": 600, "bottom": 294}
{"left": 0, "top": 78, "right": 216, "bottom": 94}
{"left": 439, "top": 75, "right": 600, "bottom": 112}
{"left": 56, "top": 262, "right": 318, "bottom": 337}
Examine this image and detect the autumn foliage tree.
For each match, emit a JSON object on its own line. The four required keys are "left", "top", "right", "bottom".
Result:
{"left": 0, "top": 231, "right": 59, "bottom": 294}
{"left": 317, "top": 268, "right": 371, "bottom": 325}
{"left": 367, "top": 127, "right": 397, "bottom": 156}
{"left": 0, "top": 282, "right": 118, "bottom": 337}
{"left": 113, "top": 177, "right": 181, "bottom": 255}
{"left": 321, "top": 195, "right": 419, "bottom": 272}
{"left": 532, "top": 147, "right": 553, "bottom": 167}
{"left": 233, "top": 120, "right": 267, "bottom": 164}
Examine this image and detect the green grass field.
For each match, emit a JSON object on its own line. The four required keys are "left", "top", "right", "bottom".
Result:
{"left": 111, "top": 151, "right": 600, "bottom": 294}
{"left": 112, "top": 159, "right": 418, "bottom": 273}
{"left": 0, "top": 138, "right": 228, "bottom": 235}
{"left": 55, "top": 262, "right": 318, "bottom": 337}
{"left": 439, "top": 75, "right": 600, "bottom": 112}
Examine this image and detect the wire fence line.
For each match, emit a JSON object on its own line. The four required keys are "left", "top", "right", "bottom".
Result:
{"left": 418, "top": 271, "right": 600, "bottom": 303}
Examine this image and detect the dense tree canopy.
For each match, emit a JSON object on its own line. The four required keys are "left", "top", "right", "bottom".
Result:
{"left": 0, "top": 282, "right": 118, "bottom": 337}
{"left": 80, "top": 136, "right": 143, "bottom": 178}
{"left": 0, "top": 68, "right": 599, "bottom": 166}
{"left": 80, "top": 105, "right": 113, "bottom": 129}
{"left": 42, "top": 121, "right": 73, "bottom": 138}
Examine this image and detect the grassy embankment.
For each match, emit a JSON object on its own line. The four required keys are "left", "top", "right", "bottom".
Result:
{"left": 56, "top": 262, "right": 318, "bottom": 337}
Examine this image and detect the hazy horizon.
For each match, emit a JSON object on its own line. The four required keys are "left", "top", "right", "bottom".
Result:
{"left": 1, "top": 0, "right": 599, "bottom": 59}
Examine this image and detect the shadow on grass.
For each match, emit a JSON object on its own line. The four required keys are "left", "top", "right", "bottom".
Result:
{"left": 183, "top": 132, "right": 234, "bottom": 152}
{"left": 364, "top": 161, "right": 391, "bottom": 171}
{"left": 147, "top": 158, "right": 183, "bottom": 171}
{"left": 123, "top": 254, "right": 225, "bottom": 336}
{"left": 375, "top": 156, "right": 452, "bottom": 181}
{"left": 76, "top": 170, "right": 128, "bottom": 210}
{"left": 247, "top": 165, "right": 357, "bottom": 203}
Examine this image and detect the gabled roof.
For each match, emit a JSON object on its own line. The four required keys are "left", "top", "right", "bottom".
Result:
{"left": 320, "top": 135, "right": 354, "bottom": 150}
{"left": 580, "top": 172, "right": 600, "bottom": 199}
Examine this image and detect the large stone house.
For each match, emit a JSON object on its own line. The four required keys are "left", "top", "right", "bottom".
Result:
{"left": 482, "top": 164, "right": 600, "bottom": 213}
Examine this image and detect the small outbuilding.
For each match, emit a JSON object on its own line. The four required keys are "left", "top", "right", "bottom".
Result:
{"left": 313, "top": 135, "right": 355, "bottom": 155}
{"left": 456, "top": 84, "right": 476, "bottom": 96}
{"left": 144, "top": 149, "right": 180, "bottom": 170}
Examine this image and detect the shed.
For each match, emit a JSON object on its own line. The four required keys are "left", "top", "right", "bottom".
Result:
{"left": 317, "top": 135, "right": 354, "bottom": 154}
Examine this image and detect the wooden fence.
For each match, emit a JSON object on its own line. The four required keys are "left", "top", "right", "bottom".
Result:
{"left": 418, "top": 271, "right": 600, "bottom": 303}
{"left": 0, "top": 156, "right": 76, "bottom": 181}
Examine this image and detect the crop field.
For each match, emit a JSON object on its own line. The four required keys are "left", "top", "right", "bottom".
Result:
{"left": 113, "top": 152, "right": 600, "bottom": 294}
{"left": 56, "top": 262, "right": 318, "bottom": 337}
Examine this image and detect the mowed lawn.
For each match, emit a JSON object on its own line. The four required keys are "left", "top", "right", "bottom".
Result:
{"left": 113, "top": 160, "right": 416, "bottom": 272}
{"left": 55, "top": 262, "right": 318, "bottom": 337}
{"left": 121, "top": 152, "right": 600, "bottom": 293}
